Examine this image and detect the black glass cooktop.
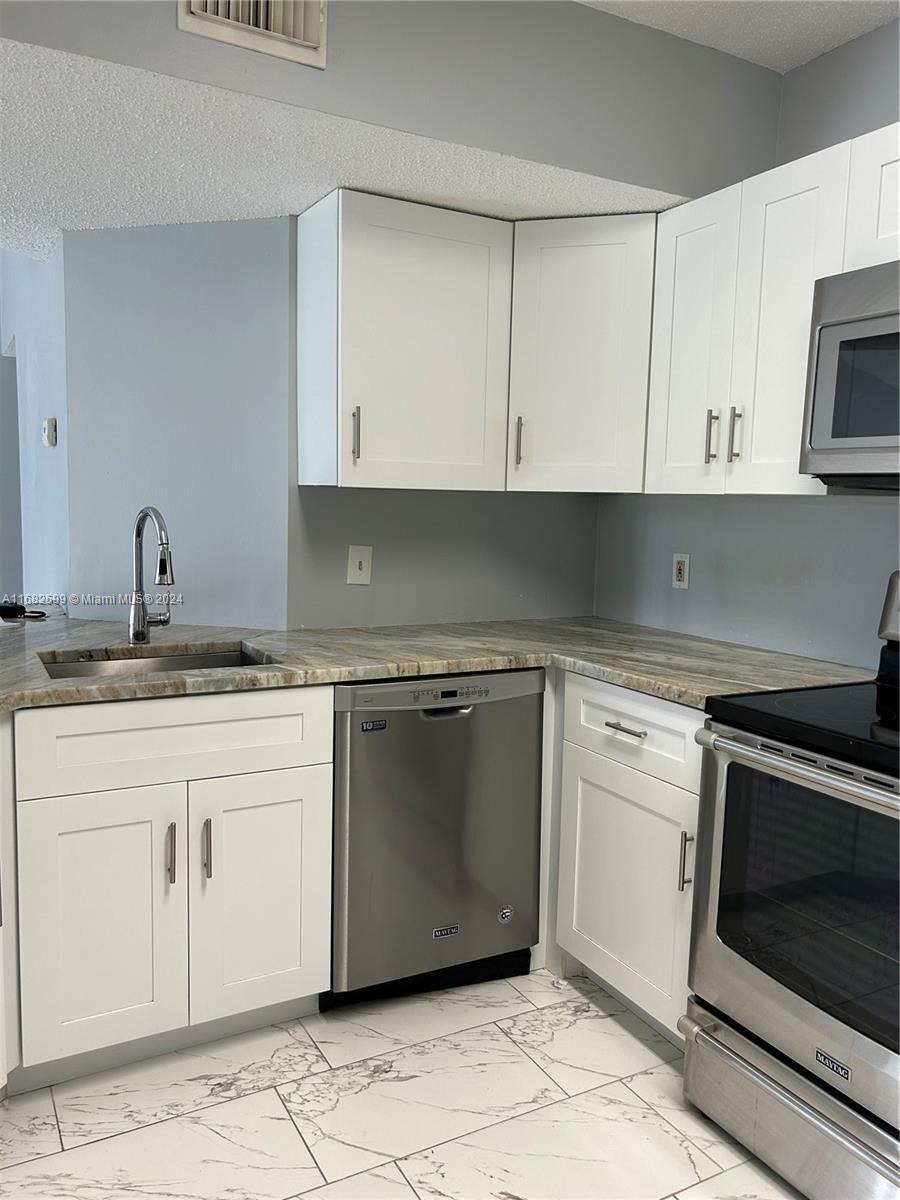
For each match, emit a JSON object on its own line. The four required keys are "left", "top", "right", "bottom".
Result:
{"left": 707, "top": 681, "right": 899, "bottom": 777}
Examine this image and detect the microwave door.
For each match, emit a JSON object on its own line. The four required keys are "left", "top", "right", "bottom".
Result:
{"left": 811, "top": 315, "right": 900, "bottom": 451}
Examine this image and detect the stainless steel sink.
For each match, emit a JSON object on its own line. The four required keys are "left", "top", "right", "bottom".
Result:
{"left": 41, "top": 649, "right": 261, "bottom": 680}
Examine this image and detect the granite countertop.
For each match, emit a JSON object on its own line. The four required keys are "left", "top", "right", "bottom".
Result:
{"left": 0, "top": 614, "right": 871, "bottom": 714}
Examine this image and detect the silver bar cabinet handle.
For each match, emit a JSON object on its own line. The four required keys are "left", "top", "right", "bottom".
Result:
{"left": 202, "top": 817, "right": 213, "bottom": 880}
{"left": 677, "top": 830, "right": 695, "bottom": 891}
{"left": 351, "top": 406, "right": 361, "bottom": 462}
{"left": 726, "top": 405, "right": 742, "bottom": 462}
{"left": 703, "top": 408, "right": 719, "bottom": 464}
{"left": 515, "top": 415, "right": 524, "bottom": 466}
{"left": 604, "top": 720, "right": 648, "bottom": 740}
{"left": 167, "top": 822, "right": 177, "bottom": 885}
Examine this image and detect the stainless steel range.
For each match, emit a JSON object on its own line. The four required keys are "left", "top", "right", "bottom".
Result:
{"left": 681, "top": 575, "right": 900, "bottom": 1200}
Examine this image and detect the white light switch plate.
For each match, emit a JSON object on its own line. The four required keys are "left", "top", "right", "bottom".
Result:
{"left": 347, "top": 545, "right": 373, "bottom": 585}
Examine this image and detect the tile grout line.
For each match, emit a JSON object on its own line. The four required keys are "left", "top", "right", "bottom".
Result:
{"left": 46, "top": 1084, "right": 63, "bottom": 1156}
{"left": 273, "top": 1084, "right": 328, "bottom": 1193}
{"left": 618, "top": 1076, "right": 731, "bottom": 1188}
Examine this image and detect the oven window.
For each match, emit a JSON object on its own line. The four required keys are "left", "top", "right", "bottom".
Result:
{"left": 831, "top": 330, "right": 900, "bottom": 439}
{"left": 717, "top": 764, "right": 899, "bottom": 1053}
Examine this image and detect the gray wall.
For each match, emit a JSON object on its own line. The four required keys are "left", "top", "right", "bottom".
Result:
{"left": 0, "top": 353, "right": 23, "bottom": 600}
{"left": 62, "top": 217, "right": 599, "bottom": 631}
{"left": 287, "top": 488, "right": 597, "bottom": 629}
{"left": 0, "top": 1, "right": 781, "bottom": 199}
{"left": 0, "top": 247, "right": 69, "bottom": 601}
{"left": 63, "top": 219, "right": 294, "bottom": 629}
{"left": 777, "top": 20, "right": 900, "bottom": 164}
{"left": 593, "top": 494, "right": 900, "bottom": 669}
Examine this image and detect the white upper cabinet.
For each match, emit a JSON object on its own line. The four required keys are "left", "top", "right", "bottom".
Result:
{"left": 298, "top": 189, "right": 512, "bottom": 491}
{"left": 645, "top": 186, "right": 741, "bottom": 494}
{"left": 726, "top": 143, "right": 850, "bottom": 494}
{"left": 507, "top": 215, "right": 656, "bottom": 492}
{"left": 844, "top": 122, "right": 900, "bottom": 270}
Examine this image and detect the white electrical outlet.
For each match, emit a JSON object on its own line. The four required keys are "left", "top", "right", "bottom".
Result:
{"left": 347, "top": 545, "right": 373, "bottom": 586}
{"left": 672, "top": 553, "right": 690, "bottom": 590}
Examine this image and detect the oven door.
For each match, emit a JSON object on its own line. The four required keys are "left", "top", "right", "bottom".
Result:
{"left": 690, "top": 725, "right": 899, "bottom": 1129}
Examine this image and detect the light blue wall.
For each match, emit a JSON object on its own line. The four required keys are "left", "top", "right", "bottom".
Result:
{"left": 62, "top": 219, "right": 294, "bottom": 629}
{"left": 0, "top": 353, "right": 23, "bottom": 599}
{"left": 593, "top": 494, "right": 900, "bottom": 669}
{"left": 0, "top": 247, "right": 69, "bottom": 601}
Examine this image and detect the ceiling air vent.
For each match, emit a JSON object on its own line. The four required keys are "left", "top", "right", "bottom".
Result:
{"left": 176, "top": 1, "right": 327, "bottom": 69}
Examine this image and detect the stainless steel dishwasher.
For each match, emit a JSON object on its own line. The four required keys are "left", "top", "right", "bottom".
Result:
{"left": 332, "top": 670, "right": 544, "bottom": 994}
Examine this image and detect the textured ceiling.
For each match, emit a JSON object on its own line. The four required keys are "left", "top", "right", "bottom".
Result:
{"left": 0, "top": 39, "right": 685, "bottom": 260}
{"left": 579, "top": 1, "right": 898, "bottom": 73}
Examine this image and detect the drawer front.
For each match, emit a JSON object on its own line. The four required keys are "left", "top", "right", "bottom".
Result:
{"left": 15, "top": 687, "right": 334, "bottom": 800}
{"left": 564, "top": 674, "right": 702, "bottom": 791}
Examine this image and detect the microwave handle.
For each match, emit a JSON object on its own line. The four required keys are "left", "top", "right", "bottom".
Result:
{"left": 696, "top": 729, "right": 899, "bottom": 816}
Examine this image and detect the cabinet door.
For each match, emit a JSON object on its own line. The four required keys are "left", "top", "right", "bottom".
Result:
{"left": 339, "top": 191, "right": 512, "bottom": 491}
{"left": 557, "top": 742, "right": 697, "bottom": 1035}
{"left": 844, "top": 123, "right": 900, "bottom": 270}
{"left": 727, "top": 144, "right": 850, "bottom": 494}
{"left": 508, "top": 215, "right": 655, "bottom": 492}
{"left": 18, "top": 784, "right": 188, "bottom": 1065}
{"left": 188, "top": 765, "right": 332, "bottom": 1024}
{"left": 645, "top": 186, "right": 741, "bottom": 494}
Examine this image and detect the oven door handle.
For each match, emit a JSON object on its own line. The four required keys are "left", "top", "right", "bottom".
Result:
{"left": 678, "top": 1016, "right": 900, "bottom": 1186}
{"left": 696, "top": 729, "right": 899, "bottom": 815}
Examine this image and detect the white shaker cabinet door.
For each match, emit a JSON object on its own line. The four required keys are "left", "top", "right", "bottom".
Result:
{"left": 507, "top": 214, "right": 656, "bottom": 492}
{"left": 645, "top": 186, "right": 741, "bottom": 494}
{"left": 726, "top": 143, "right": 850, "bottom": 494}
{"left": 844, "top": 122, "right": 900, "bottom": 270}
{"left": 339, "top": 191, "right": 512, "bottom": 491}
{"left": 188, "top": 765, "right": 332, "bottom": 1024}
{"left": 18, "top": 784, "right": 188, "bottom": 1066}
{"left": 557, "top": 742, "right": 698, "bottom": 1036}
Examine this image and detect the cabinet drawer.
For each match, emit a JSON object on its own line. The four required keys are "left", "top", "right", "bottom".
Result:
{"left": 15, "top": 687, "right": 334, "bottom": 800}
{"left": 564, "top": 674, "right": 702, "bottom": 791}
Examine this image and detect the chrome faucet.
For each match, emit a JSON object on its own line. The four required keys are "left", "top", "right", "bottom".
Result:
{"left": 129, "top": 506, "right": 174, "bottom": 645}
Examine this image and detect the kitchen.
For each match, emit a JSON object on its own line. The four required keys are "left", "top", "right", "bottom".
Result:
{"left": 0, "top": 2, "right": 898, "bottom": 1198}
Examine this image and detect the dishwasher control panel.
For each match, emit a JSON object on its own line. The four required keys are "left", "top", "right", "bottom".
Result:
{"left": 334, "top": 669, "right": 544, "bottom": 713}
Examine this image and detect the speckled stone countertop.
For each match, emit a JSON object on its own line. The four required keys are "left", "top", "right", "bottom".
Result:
{"left": 0, "top": 614, "right": 871, "bottom": 714}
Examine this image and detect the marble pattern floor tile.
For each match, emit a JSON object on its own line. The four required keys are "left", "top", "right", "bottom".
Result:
{"left": 399, "top": 1079, "right": 721, "bottom": 1200}
{"left": 297, "top": 1163, "right": 418, "bottom": 1199}
{"left": 278, "top": 1023, "right": 565, "bottom": 1182}
{"left": 624, "top": 1060, "right": 750, "bottom": 1172}
{"left": 675, "top": 1158, "right": 806, "bottom": 1199}
{"left": 0, "top": 1088, "right": 323, "bottom": 1199}
{"left": 301, "top": 980, "right": 534, "bottom": 1068}
{"left": 0, "top": 1087, "right": 61, "bottom": 1170}
{"left": 52, "top": 1018, "right": 330, "bottom": 1147}
{"left": 498, "top": 994, "right": 681, "bottom": 1095}
{"left": 506, "top": 970, "right": 606, "bottom": 1009}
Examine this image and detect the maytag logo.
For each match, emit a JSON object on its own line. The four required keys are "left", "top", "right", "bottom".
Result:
{"left": 433, "top": 924, "right": 460, "bottom": 940}
{"left": 816, "top": 1048, "right": 851, "bottom": 1082}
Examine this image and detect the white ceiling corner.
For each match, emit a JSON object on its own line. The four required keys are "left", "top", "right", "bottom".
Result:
{"left": 0, "top": 39, "right": 685, "bottom": 260}
{"left": 577, "top": 0, "right": 899, "bottom": 73}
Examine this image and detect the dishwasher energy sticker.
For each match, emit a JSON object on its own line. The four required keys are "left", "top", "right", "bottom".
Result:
{"left": 432, "top": 924, "right": 460, "bottom": 939}
{"left": 361, "top": 719, "right": 387, "bottom": 733}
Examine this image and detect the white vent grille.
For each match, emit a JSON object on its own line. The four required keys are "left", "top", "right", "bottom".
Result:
{"left": 177, "top": 0, "right": 326, "bottom": 69}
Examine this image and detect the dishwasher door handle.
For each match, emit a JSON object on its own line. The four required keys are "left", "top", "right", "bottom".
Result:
{"left": 420, "top": 705, "right": 475, "bottom": 721}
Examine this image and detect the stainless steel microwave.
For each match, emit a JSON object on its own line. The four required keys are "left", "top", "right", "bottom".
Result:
{"left": 800, "top": 261, "right": 899, "bottom": 490}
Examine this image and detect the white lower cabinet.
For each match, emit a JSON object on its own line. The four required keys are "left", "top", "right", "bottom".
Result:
{"left": 18, "top": 784, "right": 189, "bottom": 1066}
{"left": 557, "top": 741, "right": 698, "bottom": 1036}
{"left": 188, "top": 766, "right": 332, "bottom": 1024}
